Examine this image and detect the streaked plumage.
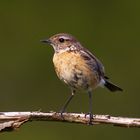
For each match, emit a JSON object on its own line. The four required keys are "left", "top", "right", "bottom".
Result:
{"left": 41, "top": 33, "right": 123, "bottom": 124}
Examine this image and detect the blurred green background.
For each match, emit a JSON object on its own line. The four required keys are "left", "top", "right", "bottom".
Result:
{"left": 0, "top": 0, "right": 140, "bottom": 139}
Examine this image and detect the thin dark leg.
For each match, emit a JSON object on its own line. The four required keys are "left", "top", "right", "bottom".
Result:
{"left": 60, "top": 89, "right": 75, "bottom": 117}
{"left": 88, "top": 91, "right": 93, "bottom": 124}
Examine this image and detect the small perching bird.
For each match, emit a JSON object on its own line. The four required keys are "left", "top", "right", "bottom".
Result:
{"left": 41, "top": 33, "right": 123, "bottom": 124}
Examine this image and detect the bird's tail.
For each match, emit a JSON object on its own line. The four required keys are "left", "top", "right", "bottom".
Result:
{"left": 104, "top": 80, "right": 123, "bottom": 92}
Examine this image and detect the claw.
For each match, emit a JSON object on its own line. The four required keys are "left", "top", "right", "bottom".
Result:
{"left": 59, "top": 110, "right": 65, "bottom": 120}
{"left": 85, "top": 112, "right": 93, "bottom": 125}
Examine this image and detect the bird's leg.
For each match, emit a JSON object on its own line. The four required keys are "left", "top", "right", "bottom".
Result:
{"left": 85, "top": 91, "right": 93, "bottom": 125}
{"left": 60, "top": 89, "right": 75, "bottom": 118}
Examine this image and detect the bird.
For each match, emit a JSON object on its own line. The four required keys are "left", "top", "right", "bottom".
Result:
{"left": 41, "top": 33, "right": 123, "bottom": 124}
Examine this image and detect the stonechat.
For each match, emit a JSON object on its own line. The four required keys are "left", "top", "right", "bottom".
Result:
{"left": 41, "top": 33, "right": 123, "bottom": 124}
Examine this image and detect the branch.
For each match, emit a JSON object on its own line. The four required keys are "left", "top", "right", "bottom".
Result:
{"left": 0, "top": 111, "right": 140, "bottom": 132}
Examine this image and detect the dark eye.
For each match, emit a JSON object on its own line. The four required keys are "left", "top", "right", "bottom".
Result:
{"left": 59, "top": 38, "right": 65, "bottom": 43}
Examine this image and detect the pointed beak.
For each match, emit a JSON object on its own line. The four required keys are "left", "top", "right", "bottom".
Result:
{"left": 40, "top": 39, "right": 52, "bottom": 44}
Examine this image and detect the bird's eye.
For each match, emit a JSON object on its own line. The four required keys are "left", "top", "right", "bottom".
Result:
{"left": 59, "top": 38, "right": 65, "bottom": 43}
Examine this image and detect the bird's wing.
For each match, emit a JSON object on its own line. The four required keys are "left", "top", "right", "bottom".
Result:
{"left": 79, "top": 47, "right": 105, "bottom": 78}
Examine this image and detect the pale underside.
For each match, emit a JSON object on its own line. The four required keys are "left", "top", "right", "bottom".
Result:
{"left": 53, "top": 51, "right": 104, "bottom": 91}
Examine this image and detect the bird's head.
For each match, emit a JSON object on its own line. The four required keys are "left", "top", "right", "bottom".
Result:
{"left": 41, "top": 33, "right": 81, "bottom": 53}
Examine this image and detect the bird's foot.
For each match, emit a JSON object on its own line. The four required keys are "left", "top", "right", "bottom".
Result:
{"left": 85, "top": 112, "right": 93, "bottom": 125}
{"left": 59, "top": 110, "right": 65, "bottom": 120}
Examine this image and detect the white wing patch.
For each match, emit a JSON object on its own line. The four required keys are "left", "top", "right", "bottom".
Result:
{"left": 98, "top": 78, "right": 105, "bottom": 87}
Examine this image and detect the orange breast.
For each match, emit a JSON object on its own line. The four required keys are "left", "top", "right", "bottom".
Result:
{"left": 53, "top": 51, "right": 100, "bottom": 90}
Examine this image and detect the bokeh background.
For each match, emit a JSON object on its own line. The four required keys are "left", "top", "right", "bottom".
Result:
{"left": 0, "top": 0, "right": 140, "bottom": 139}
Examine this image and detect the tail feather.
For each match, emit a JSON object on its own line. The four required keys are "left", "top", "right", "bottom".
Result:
{"left": 104, "top": 80, "right": 123, "bottom": 92}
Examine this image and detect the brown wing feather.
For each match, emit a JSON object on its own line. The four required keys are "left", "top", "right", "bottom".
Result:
{"left": 79, "top": 47, "right": 105, "bottom": 79}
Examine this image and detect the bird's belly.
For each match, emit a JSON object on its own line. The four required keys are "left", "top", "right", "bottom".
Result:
{"left": 53, "top": 52, "right": 100, "bottom": 90}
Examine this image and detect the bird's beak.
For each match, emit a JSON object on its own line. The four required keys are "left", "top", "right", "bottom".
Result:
{"left": 40, "top": 39, "right": 52, "bottom": 44}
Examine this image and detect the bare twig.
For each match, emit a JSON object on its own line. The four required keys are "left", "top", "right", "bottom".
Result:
{"left": 0, "top": 111, "right": 140, "bottom": 132}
